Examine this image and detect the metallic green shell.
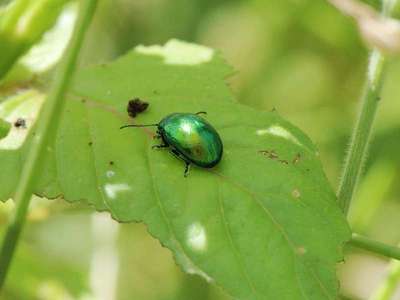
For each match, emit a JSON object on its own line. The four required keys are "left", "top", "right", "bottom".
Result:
{"left": 158, "top": 113, "right": 223, "bottom": 168}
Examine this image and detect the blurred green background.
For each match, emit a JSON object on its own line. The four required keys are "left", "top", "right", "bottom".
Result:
{"left": 1, "top": 0, "right": 400, "bottom": 299}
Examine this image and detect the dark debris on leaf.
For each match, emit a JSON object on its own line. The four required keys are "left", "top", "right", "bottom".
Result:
{"left": 127, "top": 98, "right": 149, "bottom": 118}
{"left": 14, "top": 118, "right": 27, "bottom": 129}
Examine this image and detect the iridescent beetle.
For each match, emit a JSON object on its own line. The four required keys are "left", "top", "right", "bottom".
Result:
{"left": 121, "top": 112, "right": 223, "bottom": 177}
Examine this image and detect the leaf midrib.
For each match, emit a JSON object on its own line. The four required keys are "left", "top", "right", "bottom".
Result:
{"left": 84, "top": 102, "right": 113, "bottom": 211}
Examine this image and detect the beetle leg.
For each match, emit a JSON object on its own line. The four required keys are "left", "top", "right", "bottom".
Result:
{"left": 184, "top": 162, "right": 191, "bottom": 177}
{"left": 195, "top": 111, "right": 207, "bottom": 115}
{"left": 152, "top": 143, "right": 169, "bottom": 149}
{"left": 170, "top": 148, "right": 181, "bottom": 158}
{"left": 170, "top": 149, "right": 191, "bottom": 177}
{"left": 153, "top": 130, "right": 162, "bottom": 140}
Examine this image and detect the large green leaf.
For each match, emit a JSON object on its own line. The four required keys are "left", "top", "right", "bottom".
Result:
{"left": 0, "top": 40, "right": 350, "bottom": 300}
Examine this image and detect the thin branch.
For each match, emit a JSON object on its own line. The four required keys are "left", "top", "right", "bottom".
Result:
{"left": 336, "top": 0, "right": 398, "bottom": 214}
{"left": 349, "top": 234, "right": 400, "bottom": 261}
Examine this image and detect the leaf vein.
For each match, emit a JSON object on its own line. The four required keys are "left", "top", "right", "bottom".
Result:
{"left": 212, "top": 171, "right": 333, "bottom": 300}
{"left": 145, "top": 143, "right": 210, "bottom": 281}
{"left": 217, "top": 180, "right": 259, "bottom": 299}
{"left": 84, "top": 103, "right": 113, "bottom": 211}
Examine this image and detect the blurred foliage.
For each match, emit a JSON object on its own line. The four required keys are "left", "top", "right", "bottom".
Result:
{"left": 0, "top": 118, "right": 10, "bottom": 139}
{"left": 0, "top": 0, "right": 70, "bottom": 79}
{"left": 1, "top": 0, "right": 400, "bottom": 299}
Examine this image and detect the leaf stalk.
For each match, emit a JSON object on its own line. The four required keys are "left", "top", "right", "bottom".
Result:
{"left": 337, "top": 0, "right": 397, "bottom": 214}
{"left": 350, "top": 234, "right": 400, "bottom": 261}
{"left": 337, "top": 48, "right": 385, "bottom": 214}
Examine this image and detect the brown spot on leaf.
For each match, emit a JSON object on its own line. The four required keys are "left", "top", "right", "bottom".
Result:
{"left": 292, "top": 153, "right": 301, "bottom": 164}
{"left": 258, "top": 150, "right": 270, "bottom": 155}
{"left": 268, "top": 151, "right": 278, "bottom": 160}
{"left": 259, "top": 150, "right": 288, "bottom": 163}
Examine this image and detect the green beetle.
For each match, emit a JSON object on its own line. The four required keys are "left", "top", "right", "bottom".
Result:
{"left": 121, "top": 112, "right": 223, "bottom": 177}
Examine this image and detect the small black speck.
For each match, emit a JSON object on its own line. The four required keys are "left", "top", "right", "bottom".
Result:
{"left": 109, "top": 161, "right": 114, "bottom": 166}
{"left": 127, "top": 98, "right": 149, "bottom": 118}
{"left": 88, "top": 142, "right": 93, "bottom": 146}
{"left": 14, "top": 118, "right": 26, "bottom": 129}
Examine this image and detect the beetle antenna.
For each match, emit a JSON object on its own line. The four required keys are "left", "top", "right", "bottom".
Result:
{"left": 195, "top": 111, "right": 207, "bottom": 115}
{"left": 120, "top": 124, "right": 158, "bottom": 129}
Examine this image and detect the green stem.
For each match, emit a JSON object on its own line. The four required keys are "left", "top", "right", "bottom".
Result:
{"left": 0, "top": 0, "right": 97, "bottom": 290}
{"left": 337, "top": 0, "right": 399, "bottom": 214}
{"left": 349, "top": 234, "right": 400, "bottom": 261}
{"left": 337, "top": 49, "right": 386, "bottom": 214}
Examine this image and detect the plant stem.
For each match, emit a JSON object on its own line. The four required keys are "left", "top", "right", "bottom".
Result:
{"left": 337, "top": 0, "right": 399, "bottom": 214}
{"left": 0, "top": 0, "right": 97, "bottom": 290}
{"left": 349, "top": 234, "right": 400, "bottom": 261}
{"left": 337, "top": 48, "right": 386, "bottom": 214}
